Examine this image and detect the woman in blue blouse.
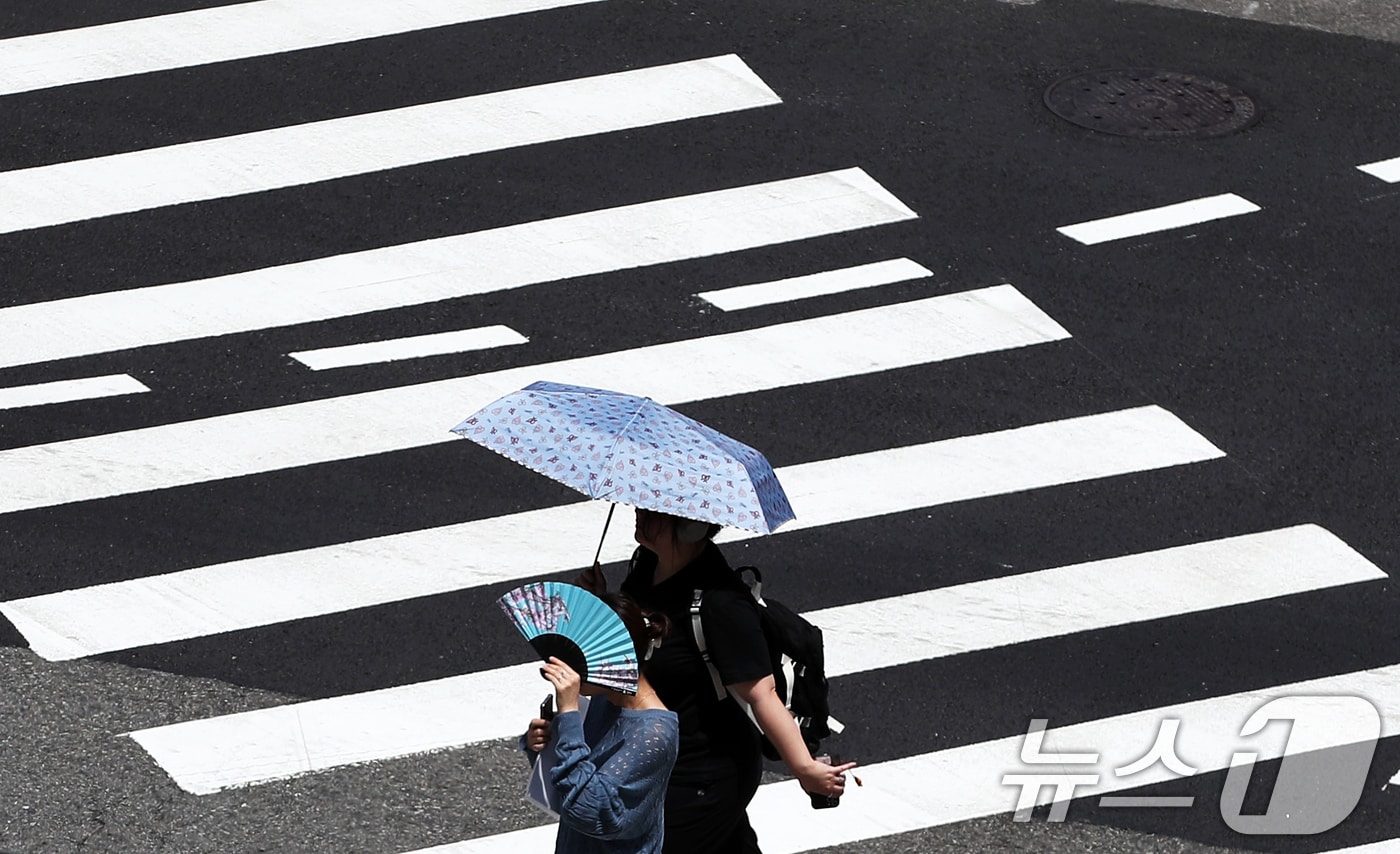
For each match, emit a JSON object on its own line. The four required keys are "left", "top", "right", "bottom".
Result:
{"left": 522, "top": 595, "right": 678, "bottom": 854}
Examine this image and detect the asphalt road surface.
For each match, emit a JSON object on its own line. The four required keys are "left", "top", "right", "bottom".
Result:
{"left": 0, "top": 1, "right": 1397, "bottom": 852}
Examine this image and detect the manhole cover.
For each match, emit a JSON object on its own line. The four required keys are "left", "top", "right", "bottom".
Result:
{"left": 1044, "top": 69, "right": 1257, "bottom": 139}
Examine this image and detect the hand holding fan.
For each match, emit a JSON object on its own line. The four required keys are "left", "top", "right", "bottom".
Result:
{"left": 498, "top": 582, "right": 639, "bottom": 694}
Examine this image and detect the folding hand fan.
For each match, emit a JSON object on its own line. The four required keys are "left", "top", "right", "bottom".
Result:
{"left": 498, "top": 581, "right": 639, "bottom": 694}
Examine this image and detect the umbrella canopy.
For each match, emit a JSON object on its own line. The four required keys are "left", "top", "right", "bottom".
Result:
{"left": 450, "top": 381, "right": 794, "bottom": 535}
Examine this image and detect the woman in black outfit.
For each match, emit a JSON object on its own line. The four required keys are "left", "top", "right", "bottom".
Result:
{"left": 579, "top": 508, "right": 854, "bottom": 854}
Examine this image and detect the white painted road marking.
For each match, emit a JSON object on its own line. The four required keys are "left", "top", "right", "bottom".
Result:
{"left": 124, "top": 524, "right": 1380, "bottom": 793}
{"left": 0, "top": 55, "right": 780, "bottom": 234}
{"left": 0, "top": 285, "right": 1062, "bottom": 515}
{"left": 812, "top": 524, "right": 1382, "bottom": 674}
{"left": 2, "top": 404, "right": 1218, "bottom": 661}
{"left": 0, "top": 168, "right": 914, "bottom": 369}
{"left": 407, "top": 661, "right": 1400, "bottom": 852}
{"left": 0, "top": 374, "right": 149, "bottom": 410}
{"left": 0, "top": 0, "right": 604, "bottom": 96}
{"left": 697, "top": 258, "right": 934, "bottom": 311}
{"left": 289, "top": 326, "right": 528, "bottom": 370}
{"left": 1318, "top": 842, "right": 1400, "bottom": 854}
{"left": 1358, "top": 156, "right": 1400, "bottom": 183}
{"left": 724, "top": 406, "right": 1222, "bottom": 540}
{"left": 1057, "top": 193, "right": 1261, "bottom": 245}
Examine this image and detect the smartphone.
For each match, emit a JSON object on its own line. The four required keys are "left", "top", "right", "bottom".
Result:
{"left": 540, "top": 694, "right": 555, "bottom": 721}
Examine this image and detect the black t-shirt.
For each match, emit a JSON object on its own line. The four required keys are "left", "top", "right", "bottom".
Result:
{"left": 621, "top": 543, "right": 771, "bottom": 785}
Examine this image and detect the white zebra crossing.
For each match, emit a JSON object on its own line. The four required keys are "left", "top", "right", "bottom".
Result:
{"left": 422, "top": 661, "right": 1400, "bottom": 852}
{"left": 0, "top": 373, "right": 149, "bottom": 410}
{"left": 122, "top": 523, "right": 1383, "bottom": 794}
{"left": 0, "top": 0, "right": 604, "bottom": 96}
{"left": 813, "top": 523, "right": 1382, "bottom": 675}
{"left": 696, "top": 258, "right": 934, "bottom": 311}
{"left": 2, "top": 403, "right": 1220, "bottom": 661}
{"left": 0, "top": 168, "right": 913, "bottom": 369}
{"left": 0, "top": 55, "right": 780, "bottom": 234}
{"left": 1322, "top": 840, "right": 1400, "bottom": 853}
{"left": 1358, "top": 156, "right": 1400, "bottom": 183}
{"left": 0, "top": 285, "right": 1063, "bottom": 515}
{"left": 1057, "top": 193, "right": 1261, "bottom": 245}
{"left": 288, "top": 325, "right": 530, "bottom": 370}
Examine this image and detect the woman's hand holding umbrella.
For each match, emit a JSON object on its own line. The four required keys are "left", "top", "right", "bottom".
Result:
{"left": 575, "top": 560, "right": 607, "bottom": 595}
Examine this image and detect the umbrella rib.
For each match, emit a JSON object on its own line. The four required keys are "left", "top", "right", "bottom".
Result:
{"left": 591, "top": 399, "right": 647, "bottom": 501}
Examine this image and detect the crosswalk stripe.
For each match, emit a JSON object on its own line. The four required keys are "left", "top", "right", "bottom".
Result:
{"left": 0, "top": 0, "right": 604, "bottom": 97}
{"left": 696, "top": 258, "right": 934, "bottom": 311}
{"left": 1358, "top": 156, "right": 1400, "bottom": 183}
{"left": 3, "top": 403, "right": 1217, "bottom": 661}
{"left": 0, "top": 55, "right": 780, "bottom": 234}
{"left": 725, "top": 406, "right": 1221, "bottom": 540}
{"left": 813, "top": 523, "right": 1383, "bottom": 675}
{"left": 123, "top": 524, "right": 1379, "bottom": 794}
{"left": 0, "top": 285, "right": 1059, "bottom": 515}
{"left": 424, "top": 661, "right": 1400, "bottom": 852}
{"left": 0, "top": 168, "right": 914, "bottom": 369}
{"left": 288, "top": 326, "right": 529, "bottom": 370}
{"left": 1056, "top": 193, "right": 1260, "bottom": 245}
{"left": 1318, "top": 842, "right": 1400, "bottom": 853}
{"left": 0, "top": 373, "right": 149, "bottom": 409}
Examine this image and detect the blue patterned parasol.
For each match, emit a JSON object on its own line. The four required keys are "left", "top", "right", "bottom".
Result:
{"left": 450, "top": 381, "right": 794, "bottom": 535}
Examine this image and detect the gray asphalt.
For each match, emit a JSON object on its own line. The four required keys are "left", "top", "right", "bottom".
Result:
{"left": 0, "top": 647, "right": 1255, "bottom": 853}
{"left": 1123, "top": 0, "right": 1400, "bottom": 44}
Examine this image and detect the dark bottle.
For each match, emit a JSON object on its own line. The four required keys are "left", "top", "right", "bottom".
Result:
{"left": 808, "top": 754, "right": 840, "bottom": 809}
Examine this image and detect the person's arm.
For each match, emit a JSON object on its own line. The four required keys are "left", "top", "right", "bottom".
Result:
{"left": 549, "top": 713, "right": 677, "bottom": 840}
{"left": 729, "top": 675, "right": 855, "bottom": 798}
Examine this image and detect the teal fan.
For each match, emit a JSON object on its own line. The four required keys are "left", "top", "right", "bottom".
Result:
{"left": 497, "top": 581, "right": 639, "bottom": 694}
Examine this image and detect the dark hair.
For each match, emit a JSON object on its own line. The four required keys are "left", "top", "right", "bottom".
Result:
{"left": 601, "top": 592, "right": 671, "bottom": 668}
{"left": 638, "top": 508, "right": 721, "bottom": 546}
{"left": 680, "top": 521, "right": 723, "bottom": 544}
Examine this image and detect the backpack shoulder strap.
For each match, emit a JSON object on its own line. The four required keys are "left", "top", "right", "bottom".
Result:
{"left": 690, "top": 588, "right": 727, "bottom": 701}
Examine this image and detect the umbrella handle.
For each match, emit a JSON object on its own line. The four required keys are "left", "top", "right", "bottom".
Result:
{"left": 592, "top": 503, "right": 617, "bottom": 567}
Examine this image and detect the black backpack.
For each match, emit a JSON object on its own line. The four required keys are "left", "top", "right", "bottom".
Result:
{"left": 690, "top": 565, "right": 842, "bottom": 761}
